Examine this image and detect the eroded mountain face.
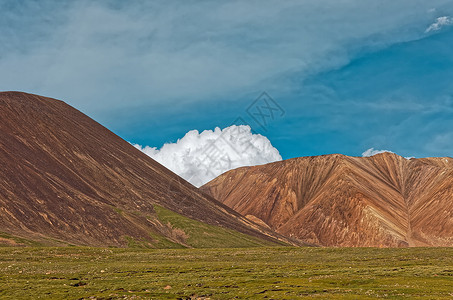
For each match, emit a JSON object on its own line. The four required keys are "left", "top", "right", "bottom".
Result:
{"left": 0, "top": 91, "right": 291, "bottom": 247}
{"left": 202, "top": 153, "right": 453, "bottom": 247}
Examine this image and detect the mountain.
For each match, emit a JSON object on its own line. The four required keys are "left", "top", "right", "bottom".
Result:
{"left": 0, "top": 91, "right": 293, "bottom": 248}
{"left": 201, "top": 153, "right": 453, "bottom": 247}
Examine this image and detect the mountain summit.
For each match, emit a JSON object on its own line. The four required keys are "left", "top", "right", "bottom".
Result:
{"left": 202, "top": 152, "right": 453, "bottom": 247}
{"left": 0, "top": 91, "right": 290, "bottom": 247}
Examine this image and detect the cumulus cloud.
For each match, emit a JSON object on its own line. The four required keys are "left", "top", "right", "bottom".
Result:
{"left": 133, "top": 125, "right": 282, "bottom": 187}
{"left": 362, "top": 148, "right": 394, "bottom": 157}
{"left": 425, "top": 16, "right": 453, "bottom": 32}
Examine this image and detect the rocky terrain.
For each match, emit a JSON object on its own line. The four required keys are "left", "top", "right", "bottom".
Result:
{"left": 202, "top": 153, "right": 453, "bottom": 247}
{"left": 0, "top": 91, "right": 292, "bottom": 247}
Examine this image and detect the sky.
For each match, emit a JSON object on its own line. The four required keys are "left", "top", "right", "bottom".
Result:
{"left": 1, "top": 0, "right": 453, "bottom": 184}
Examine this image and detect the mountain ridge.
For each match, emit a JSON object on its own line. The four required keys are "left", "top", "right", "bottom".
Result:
{"left": 0, "top": 91, "right": 296, "bottom": 247}
{"left": 201, "top": 152, "right": 453, "bottom": 247}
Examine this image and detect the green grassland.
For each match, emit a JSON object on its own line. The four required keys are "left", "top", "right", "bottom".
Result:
{"left": 0, "top": 247, "right": 452, "bottom": 299}
{"left": 150, "top": 205, "right": 280, "bottom": 248}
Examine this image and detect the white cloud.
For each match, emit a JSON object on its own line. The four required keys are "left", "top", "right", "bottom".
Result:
{"left": 425, "top": 16, "right": 453, "bottom": 32}
{"left": 362, "top": 148, "right": 394, "bottom": 157}
{"left": 133, "top": 125, "right": 282, "bottom": 187}
{"left": 362, "top": 148, "right": 415, "bottom": 160}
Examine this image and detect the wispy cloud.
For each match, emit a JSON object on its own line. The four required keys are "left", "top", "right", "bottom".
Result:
{"left": 362, "top": 148, "right": 415, "bottom": 160}
{"left": 425, "top": 16, "right": 453, "bottom": 32}
{"left": 362, "top": 148, "right": 394, "bottom": 157}
{"left": 0, "top": 0, "right": 448, "bottom": 112}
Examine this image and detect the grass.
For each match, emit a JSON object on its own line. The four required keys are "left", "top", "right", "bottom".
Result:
{"left": 0, "top": 232, "right": 44, "bottom": 247}
{"left": 152, "top": 205, "right": 278, "bottom": 248}
{"left": 0, "top": 247, "right": 452, "bottom": 299}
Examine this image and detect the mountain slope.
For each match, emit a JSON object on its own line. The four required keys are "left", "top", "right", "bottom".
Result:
{"left": 0, "top": 91, "right": 291, "bottom": 247}
{"left": 201, "top": 153, "right": 453, "bottom": 247}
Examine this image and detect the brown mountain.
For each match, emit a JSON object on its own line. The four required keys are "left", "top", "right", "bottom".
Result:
{"left": 201, "top": 153, "right": 453, "bottom": 247}
{"left": 0, "top": 91, "right": 293, "bottom": 247}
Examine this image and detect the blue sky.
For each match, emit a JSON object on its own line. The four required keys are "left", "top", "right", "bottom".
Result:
{"left": 2, "top": 0, "right": 453, "bottom": 160}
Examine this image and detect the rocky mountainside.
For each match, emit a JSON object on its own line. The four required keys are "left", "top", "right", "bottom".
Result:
{"left": 201, "top": 153, "right": 453, "bottom": 247}
{"left": 0, "top": 91, "right": 292, "bottom": 247}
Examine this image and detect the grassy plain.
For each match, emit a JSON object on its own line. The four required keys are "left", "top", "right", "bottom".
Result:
{"left": 0, "top": 247, "right": 452, "bottom": 299}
